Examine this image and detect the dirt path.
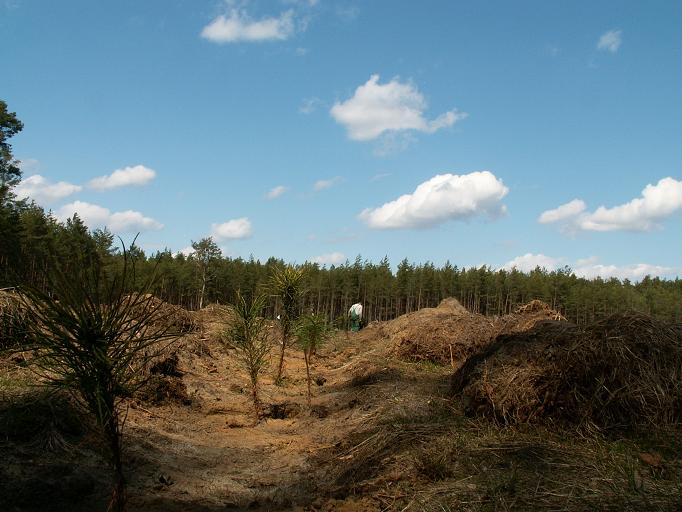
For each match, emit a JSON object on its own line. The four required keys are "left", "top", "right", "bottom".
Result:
{"left": 121, "top": 325, "right": 450, "bottom": 511}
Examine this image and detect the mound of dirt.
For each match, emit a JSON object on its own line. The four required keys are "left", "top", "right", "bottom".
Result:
{"left": 192, "top": 303, "right": 235, "bottom": 347}
{"left": 127, "top": 294, "right": 199, "bottom": 334}
{"left": 137, "top": 375, "right": 191, "bottom": 406}
{"left": 149, "top": 353, "right": 183, "bottom": 377}
{"left": 192, "top": 303, "right": 233, "bottom": 325}
{"left": 384, "top": 298, "right": 565, "bottom": 367}
{"left": 385, "top": 298, "right": 497, "bottom": 366}
{"left": 0, "top": 290, "right": 30, "bottom": 349}
{"left": 453, "top": 312, "right": 682, "bottom": 429}
{"left": 0, "top": 391, "right": 88, "bottom": 450}
{"left": 497, "top": 299, "right": 568, "bottom": 334}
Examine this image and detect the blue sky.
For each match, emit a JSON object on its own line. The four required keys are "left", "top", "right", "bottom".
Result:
{"left": 3, "top": 0, "right": 682, "bottom": 280}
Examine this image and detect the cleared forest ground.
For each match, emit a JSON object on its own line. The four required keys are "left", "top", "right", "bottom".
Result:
{"left": 1, "top": 300, "right": 681, "bottom": 511}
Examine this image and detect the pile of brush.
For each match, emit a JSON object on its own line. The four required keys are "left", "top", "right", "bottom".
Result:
{"left": 386, "top": 298, "right": 497, "bottom": 366}
{"left": 126, "top": 293, "right": 199, "bottom": 334}
{"left": 0, "top": 290, "right": 30, "bottom": 350}
{"left": 386, "top": 298, "right": 567, "bottom": 368}
{"left": 453, "top": 312, "right": 682, "bottom": 430}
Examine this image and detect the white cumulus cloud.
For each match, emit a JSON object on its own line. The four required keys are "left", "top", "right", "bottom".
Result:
{"left": 574, "top": 259, "right": 674, "bottom": 281}
{"left": 15, "top": 174, "right": 82, "bottom": 204}
{"left": 266, "top": 185, "right": 288, "bottom": 200}
{"left": 177, "top": 246, "right": 195, "bottom": 257}
{"left": 56, "top": 201, "right": 163, "bottom": 232}
{"left": 501, "top": 253, "right": 677, "bottom": 281}
{"left": 89, "top": 165, "right": 156, "bottom": 191}
{"left": 538, "top": 199, "right": 586, "bottom": 224}
{"left": 539, "top": 177, "right": 682, "bottom": 233}
{"left": 502, "top": 253, "right": 562, "bottom": 273}
{"left": 330, "top": 74, "right": 467, "bottom": 141}
{"left": 359, "top": 171, "right": 508, "bottom": 230}
{"left": 201, "top": 9, "right": 295, "bottom": 43}
{"left": 597, "top": 29, "right": 622, "bottom": 53}
{"left": 310, "top": 252, "right": 346, "bottom": 266}
{"left": 211, "top": 218, "right": 253, "bottom": 240}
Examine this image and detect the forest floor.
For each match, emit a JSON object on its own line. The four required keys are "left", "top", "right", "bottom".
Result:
{"left": 1, "top": 306, "right": 681, "bottom": 511}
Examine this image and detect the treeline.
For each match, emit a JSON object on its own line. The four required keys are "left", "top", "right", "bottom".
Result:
{"left": 2, "top": 99, "right": 682, "bottom": 326}
{"left": 3, "top": 207, "right": 682, "bottom": 326}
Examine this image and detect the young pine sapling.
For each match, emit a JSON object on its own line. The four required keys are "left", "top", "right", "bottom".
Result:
{"left": 296, "top": 313, "right": 331, "bottom": 406}
{"left": 21, "top": 245, "right": 176, "bottom": 512}
{"left": 225, "top": 292, "right": 270, "bottom": 422}
{"left": 270, "top": 266, "right": 305, "bottom": 383}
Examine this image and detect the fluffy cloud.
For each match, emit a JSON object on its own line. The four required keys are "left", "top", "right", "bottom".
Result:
{"left": 359, "top": 171, "right": 508, "bottom": 230}
{"left": 15, "top": 174, "right": 81, "bottom": 204}
{"left": 310, "top": 252, "right": 346, "bottom": 266}
{"left": 501, "top": 253, "right": 676, "bottom": 281}
{"left": 597, "top": 29, "right": 622, "bottom": 53}
{"left": 314, "top": 176, "right": 342, "bottom": 191}
{"left": 538, "top": 199, "right": 586, "bottom": 224}
{"left": 574, "top": 261, "right": 673, "bottom": 281}
{"left": 502, "top": 253, "right": 562, "bottom": 273}
{"left": 201, "top": 9, "right": 295, "bottom": 43}
{"left": 330, "top": 74, "right": 467, "bottom": 141}
{"left": 539, "top": 177, "right": 682, "bottom": 233}
{"left": 56, "top": 201, "right": 163, "bottom": 232}
{"left": 177, "top": 246, "right": 195, "bottom": 257}
{"left": 211, "top": 218, "right": 252, "bottom": 240}
{"left": 265, "top": 185, "right": 288, "bottom": 199}
{"left": 89, "top": 165, "right": 156, "bottom": 191}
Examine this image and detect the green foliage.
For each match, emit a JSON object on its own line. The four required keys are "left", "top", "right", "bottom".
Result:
{"left": 296, "top": 313, "right": 331, "bottom": 355}
{"left": 0, "top": 99, "right": 24, "bottom": 279}
{"left": 296, "top": 313, "right": 331, "bottom": 405}
{"left": 226, "top": 291, "right": 270, "bottom": 420}
{"left": 2, "top": 205, "right": 682, "bottom": 328}
{"left": 190, "top": 236, "right": 222, "bottom": 309}
{"left": 270, "top": 265, "right": 306, "bottom": 382}
{"left": 20, "top": 246, "right": 176, "bottom": 511}
{"left": 271, "top": 265, "right": 306, "bottom": 328}
{"left": 2, "top": 98, "right": 682, "bottom": 330}
{"left": 0, "top": 99, "right": 23, "bottom": 199}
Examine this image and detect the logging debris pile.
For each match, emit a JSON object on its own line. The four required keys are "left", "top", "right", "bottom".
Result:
{"left": 452, "top": 312, "right": 682, "bottom": 430}
{"left": 137, "top": 353, "right": 191, "bottom": 406}
{"left": 385, "top": 298, "right": 566, "bottom": 367}
{"left": 385, "top": 298, "right": 496, "bottom": 366}
{"left": 127, "top": 294, "right": 199, "bottom": 334}
{"left": 499, "top": 299, "right": 568, "bottom": 333}
{"left": 0, "top": 290, "right": 29, "bottom": 349}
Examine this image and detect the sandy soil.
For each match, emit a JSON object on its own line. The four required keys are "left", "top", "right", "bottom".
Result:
{"left": 122, "top": 322, "right": 451, "bottom": 511}
{"left": 1, "top": 319, "right": 451, "bottom": 511}
{"left": 2, "top": 304, "right": 680, "bottom": 512}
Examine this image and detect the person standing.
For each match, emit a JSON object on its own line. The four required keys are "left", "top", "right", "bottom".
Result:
{"left": 348, "top": 302, "right": 363, "bottom": 332}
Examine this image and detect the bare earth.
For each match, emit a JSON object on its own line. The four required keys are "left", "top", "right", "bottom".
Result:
{"left": 2, "top": 305, "right": 681, "bottom": 511}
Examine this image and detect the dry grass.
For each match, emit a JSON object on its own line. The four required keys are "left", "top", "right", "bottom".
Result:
{"left": 453, "top": 312, "right": 682, "bottom": 430}
{"left": 0, "top": 290, "right": 30, "bottom": 350}
{"left": 386, "top": 298, "right": 567, "bottom": 368}
{"left": 325, "top": 404, "right": 682, "bottom": 511}
{"left": 127, "top": 294, "right": 199, "bottom": 334}
{"left": 0, "top": 388, "right": 89, "bottom": 452}
{"left": 386, "top": 298, "right": 497, "bottom": 366}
